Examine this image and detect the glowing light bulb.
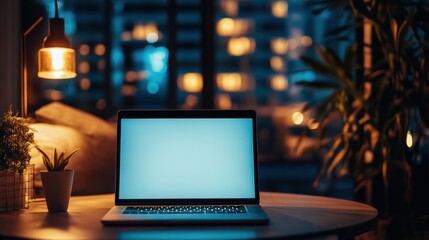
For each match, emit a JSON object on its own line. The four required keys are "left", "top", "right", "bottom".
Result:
{"left": 292, "top": 112, "right": 304, "bottom": 125}
{"left": 38, "top": 47, "right": 76, "bottom": 79}
{"left": 406, "top": 131, "right": 413, "bottom": 148}
{"left": 52, "top": 50, "right": 64, "bottom": 70}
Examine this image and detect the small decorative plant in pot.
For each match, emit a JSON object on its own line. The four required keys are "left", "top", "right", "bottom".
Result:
{"left": 36, "top": 146, "right": 79, "bottom": 212}
{"left": 0, "top": 109, "right": 35, "bottom": 211}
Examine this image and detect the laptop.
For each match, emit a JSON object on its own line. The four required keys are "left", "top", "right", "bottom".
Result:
{"left": 101, "top": 109, "right": 269, "bottom": 225}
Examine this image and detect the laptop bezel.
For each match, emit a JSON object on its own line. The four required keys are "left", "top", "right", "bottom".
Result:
{"left": 115, "top": 109, "right": 261, "bottom": 206}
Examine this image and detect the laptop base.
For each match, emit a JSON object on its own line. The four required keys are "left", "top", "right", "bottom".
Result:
{"left": 101, "top": 205, "right": 269, "bottom": 226}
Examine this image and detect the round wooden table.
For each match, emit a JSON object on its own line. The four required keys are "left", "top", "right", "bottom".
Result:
{"left": 0, "top": 192, "right": 377, "bottom": 239}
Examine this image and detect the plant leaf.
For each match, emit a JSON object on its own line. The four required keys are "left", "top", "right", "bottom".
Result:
{"left": 63, "top": 148, "right": 80, "bottom": 163}
{"left": 35, "top": 146, "right": 79, "bottom": 171}
{"left": 301, "top": 55, "right": 336, "bottom": 77}
{"left": 54, "top": 149, "right": 58, "bottom": 170}
{"left": 42, "top": 156, "right": 53, "bottom": 171}
{"left": 58, "top": 159, "right": 69, "bottom": 171}
{"left": 35, "top": 146, "right": 50, "bottom": 162}
{"left": 325, "top": 24, "right": 355, "bottom": 37}
{"left": 56, "top": 152, "right": 64, "bottom": 170}
{"left": 36, "top": 146, "right": 53, "bottom": 171}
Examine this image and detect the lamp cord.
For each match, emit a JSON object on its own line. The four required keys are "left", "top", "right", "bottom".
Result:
{"left": 54, "top": 0, "right": 59, "bottom": 18}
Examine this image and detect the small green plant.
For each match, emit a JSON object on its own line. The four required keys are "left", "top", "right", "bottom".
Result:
{"left": 0, "top": 108, "right": 35, "bottom": 174}
{"left": 36, "top": 146, "right": 79, "bottom": 171}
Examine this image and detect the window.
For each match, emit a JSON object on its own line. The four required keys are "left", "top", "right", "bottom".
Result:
{"left": 25, "top": 0, "right": 348, "bottom": 163}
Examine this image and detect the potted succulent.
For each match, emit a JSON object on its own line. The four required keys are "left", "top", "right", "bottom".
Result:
{"left": 36, "top": 146, "right": 79, "bottom": 212}
{"left": 298, "top": 0, "right": 428, "bottom": 237}
{"left": 0, "top": 109, "right": 35, "bottom": 211}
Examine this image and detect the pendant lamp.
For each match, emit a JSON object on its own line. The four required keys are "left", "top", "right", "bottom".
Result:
{"left": 37, "top": 0, "right": 76, "bottom": 79}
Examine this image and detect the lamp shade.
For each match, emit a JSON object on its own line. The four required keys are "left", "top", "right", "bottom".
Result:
{"left": 38, "top": 47, "right": 76, "bottom": 79}
{"left": 38, "top": 18, "right": 76, "bottom": 79}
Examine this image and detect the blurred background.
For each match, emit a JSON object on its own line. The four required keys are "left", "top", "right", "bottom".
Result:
{"left": 21, "top": 0, "right": 353, "bottom": 199}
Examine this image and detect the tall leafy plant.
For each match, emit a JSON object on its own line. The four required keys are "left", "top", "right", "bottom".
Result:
{"left": 299, "top": 0, "right": 429, "bottom": 216}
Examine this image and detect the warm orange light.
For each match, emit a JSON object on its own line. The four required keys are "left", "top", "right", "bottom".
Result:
{"left": 227, "top": 37, "right": 255, "bottom": 56}
{"left": 78, "top": 61, "right": 90, "bottom": 74}
{"left": 270, "top": 75, "right": 288, "bottom": 91}
{"left": 216, "top": 73, "right": 254, "bottom": 92}
{"left": 97, "top": 60, "right": 105, "bottom": 70}
{"left": 217, "top": 73, "right": 242, "bottom": 92}
{"left": 79, "top": 44, "right": 90, "bottom": 55}
{"left": 216, "top": 18, "right": 252, "bottom": 37}
{"left": 220, "top": 0, "right": 239, "bottom": 16}
{"left": 217, "top": 94, "right": 232, "bottom": 109}
{"left": 38, "top": 47, "right": 76, "bottom": 79}
{"left": 121, "top": 31, "right": 132, "bottom": 41}
{"left": 363, "top": 18, "right": 372, "bottom": 73}
{"left": 133, "top": 23, "right": 160, "bottom": 43}
{"left": 94, "top": 44, "right": 105, "bottom": 56}
{"left": 271, "top": 1, "right": 288, "bottom": 18}
{"left": 133, "top": 24, "right": 146, "bottom": 40}
{"left": 179, "top": 73, "right": 203, "bottom": 93}
{"left": 308, "top": 118, "right": 319, "bottom": 130}
{"left": 217, "top": 18, "right": 235, "bottom": 36}
{"left": 406, "top": 131, "right": 413, "bottom": 148}
{"left": 271, "top": 38, "right": 288, "bottom": 55}
{"left": 121, "top": 85, "right": 137, "bottom": 96}
{"left": 79, "top": 78, "right": 91, "bottom": 90}
{"left": 137, "top": 70, "right": 147, "bottom": 80}
{"left": 184, "top": 94, "right": 199, "bottom": 108}
{"left": 364, "top": 150, "right": 374, "bottom": 164}
{"left": 125, "top": 71, "right": 137, "bottom": 82}
{"left": 43, "top": 89, "right": 63, "bottom": 101}
{"left": 270, "top": 56, "right": 286, "bottom": 71}
{"left": 300, "top": 36, "right": 313, "bottom": 47}
{"left": 292, "top": 112, "right": 304, "bottom": 125}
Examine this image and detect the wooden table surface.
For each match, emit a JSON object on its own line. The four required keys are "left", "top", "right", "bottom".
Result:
{"left": 0, "top": 192, "right": 378, "bottom": 239}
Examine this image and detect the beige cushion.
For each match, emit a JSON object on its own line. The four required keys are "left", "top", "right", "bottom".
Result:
{"left": 31, "top": 102, "right": 116, "bottom": 195}
{"left": 35, "top": 102, "right": 115, "bottom": 138}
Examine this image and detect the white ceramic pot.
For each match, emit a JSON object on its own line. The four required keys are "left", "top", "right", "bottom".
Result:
{"left": 40, "top": 170, "right": 74, "bottom": 212}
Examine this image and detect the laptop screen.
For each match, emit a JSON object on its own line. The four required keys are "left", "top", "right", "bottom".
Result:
{"left": 116, "top": 110, "right": 258, "bottom": 204}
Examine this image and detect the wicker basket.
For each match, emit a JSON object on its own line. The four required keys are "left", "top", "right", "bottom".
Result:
{"left": 0, "top": 164, "right": 34, "bottom": 212}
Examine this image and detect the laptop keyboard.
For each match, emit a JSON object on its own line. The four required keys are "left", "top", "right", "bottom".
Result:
{"left": 123, "top": 206, "right": 248, "bottom": 214}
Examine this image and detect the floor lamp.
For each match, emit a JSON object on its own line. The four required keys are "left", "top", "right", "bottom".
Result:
{"left": 21, "top": 0, "right": 76, "bottom": 118}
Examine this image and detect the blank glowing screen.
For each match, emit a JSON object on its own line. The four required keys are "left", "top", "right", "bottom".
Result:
{"left": 119, "top": 118, "right": 255, "bottom": 199}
